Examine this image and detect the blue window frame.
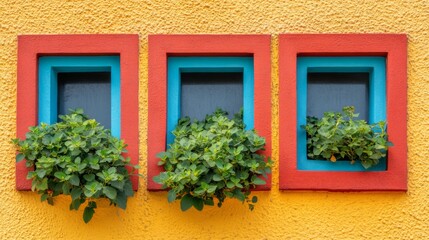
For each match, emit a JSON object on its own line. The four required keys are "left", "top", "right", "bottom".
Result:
{"left": 297, "top": 57, "right": 386, "bottom": 171}
{"left": 167, "top": 57, "right": 254, "bottom": 144}
{"left": 38, "top": 56, "right": 121, "bottom": 137}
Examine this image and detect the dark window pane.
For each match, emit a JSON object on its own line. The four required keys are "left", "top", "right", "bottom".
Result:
{"left": 58, "top": 72, "right": 111, "bottom": 128}
{"left": 307, "top": 72, "right": 369, "bottom": 121}
{"left": 181, "top": 72, "right": 243, "bottom": 120}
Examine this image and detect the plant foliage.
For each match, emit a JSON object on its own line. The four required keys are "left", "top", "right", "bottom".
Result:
{"left": 153, "top": 109, "right": 271, "bottom": 211}
{"left": 304, "top": 106, "right": 392, "bottom": 169}
{"left": 13, "top": 109, "right": 139, "bottom": 223}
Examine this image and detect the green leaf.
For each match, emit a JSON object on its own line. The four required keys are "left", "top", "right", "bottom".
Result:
{"left": 226, "top": 181, "right": 235, "bottom": 188}
{"left": 47, "top": 196, "right": 54, "bottom": 205}
{"left": 248, "top": 203, "right": 255, "bottom": 211}
{"left": 123, "top": 181, "right": 134, "bottom": 197}
{"left": 62, "top": 182, "right": 71, "bottom": 194}
{"left": 83, "top": 181, "right": 102, "bottom": 198}
{"left": 69, "top": 175, "right": 80, "bottom": 186}
{"left": 207, "top": 185, "right": 217, "bottom": 194}
{"left": 212, "top": 174, "right": 223, "bottom": 181}
{"left": 16, "top": 153, "right": 25, "bottom": 163}
{"left": 192, "top": 198, "right": 204, "bottom": 211}
{"left": 110, "top": 181, "right": 124, "bottom": 191}
{"left": 27, "top": 171, "right": 36, "bottom": 180}
{"left": 233, "top": 189, "right": 246, "bottom": 202}
{"left": 103, "top": 186, "right": 117, "bottom": 200}
{"left": 70, "top": 188, "right": 82, "bottom": 201}
{"left": 36, "top": 169, "right": 47, "bottom": 178}
{"left": 70, "top": 198, "right": 83, "bottom": 211}
{"left": 251, "top": 176, "right": 266, "bottom": 185}
{"left": 83, "top": 205, "right": 95, "bottom": 223}
{"left": 156, "top": 152, "right": 167, "bottom": 159}
{"left": 40, "top": 193, "right": 49, "bottom": 202}
{"left": 83, "top": 189, "right": 93, "bottom": 198}
{"left": 224, "top": 191, "right": 233, "bottom": 198}
{"left": 74, "top": 108, "right": 84, "bottom": 115}
{"left": 252, "top": 196, "right": 258, "bottom": 203}
{"left": 167, "top": 190, "right": 176, "bottom": 203}
{"left": 38, "top": 178, "right": 49, "bottom": 191}
{"left": 193, "top": 187, "right": 205, "bottom": 196}
{"left": 152, "top": 174, "right": 165, "bottom": 184}
{"left": 116, "top": 191, "right": 127, "bottom": 210}
{"left": 54, "top": 171, "right": 67, "bottom": 180}
{"left": 83, "top": 174, "right": 95, "bottom": 182}
{"left": 375, "top": 144, "right": 386, "bottom": 150}
{"left": 361, "top": 161, "right": 373, "bottom": 169}
{"left": 53, "top": 182, "right": 63, "bottom": 195}
{"left": 180, "top": 194, "right": 194, "bottom": 211}
{"left": 204, "top": 198, "right": 214, "bottom": 206}
{"left": 239, "top": 171, "right": 249, "bottom": 180}
{"left": 157, "top": 161, "right": 165, "bottom": 166}
{"left": 355, "top": 148, "right": 363, "bottom": 156}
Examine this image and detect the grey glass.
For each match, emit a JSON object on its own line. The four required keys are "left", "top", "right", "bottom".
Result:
{"left": 181, "top": 72, "right": 243, "bottom": 120}
{"left": 307, "top": 72, "right": 369, "bottom": 121}
{"left": 57, "top": 72, "right": 111, "bottom": 128}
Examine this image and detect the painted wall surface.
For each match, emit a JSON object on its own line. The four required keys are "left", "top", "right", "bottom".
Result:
{"left": 0, "top": 0, "right": 428, "bottom": 239}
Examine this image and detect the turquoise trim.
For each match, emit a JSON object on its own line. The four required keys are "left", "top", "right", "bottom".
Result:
{"left": 297, "top": 57, "right": 386, "bottom": 171}
{"left": 167, "top": 57, "right": 254, "bottom": 145}
{"left": 38, "top": 56, "right": 121, "bottom": 137}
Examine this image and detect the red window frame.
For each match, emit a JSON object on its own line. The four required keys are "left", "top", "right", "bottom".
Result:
{"left": 16, "top": 34, "right": 139, "bottom": 190}
{"left": 279, "top": 34, "right": 407, "bottom": 191}
{"left": 148, "top": 35, "right": 272, "bottom": 191}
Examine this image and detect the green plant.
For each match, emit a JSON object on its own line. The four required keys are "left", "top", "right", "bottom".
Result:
{"left": 13, "top": 109, "right": 139, "bottom": 223}
{"left": 153, "top": 109, "right": 271, "bottom": 211}
{"left": 304, "top": 106, "right": 392, "bottom": 169}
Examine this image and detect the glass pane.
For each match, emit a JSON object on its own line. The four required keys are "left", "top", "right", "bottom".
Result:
{"left": 181, "top": 72, "right": 243, "bottom": 120}
{"left": 57, "top": 72, "right": 111, "bottom": 128}
{"left": 307, "top": 72, "right": 369, "bottom": 121}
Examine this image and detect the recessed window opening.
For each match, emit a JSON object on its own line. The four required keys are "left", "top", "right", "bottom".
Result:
{"left": 296, "top": 56, "right": 386, "bottom": 171}
{"left": 307, "top": 73, "right": 370, "bottom": 163}
{"left": 307, "top": 72, "right": 369, "bottom": 121}
{"left": 180, "top": 72, "right": 243, "bottom": 121}
{"left": 57, "top": 72, "right": 111, "bottom": 128}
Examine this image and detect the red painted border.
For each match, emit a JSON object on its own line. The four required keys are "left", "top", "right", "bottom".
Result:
{"left": 16, "top": 34, "right": 139, "bottom": 190}
{"left": 148, "top": 35, "right": 271, "bottom": 191}
{"left": 279, "top": 34, "right": 407, "bottom": 191}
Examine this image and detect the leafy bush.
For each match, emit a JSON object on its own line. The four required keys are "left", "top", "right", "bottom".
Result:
{"left": 304, "top": 106, "right": 392, "bottom": 169}
{"left": 13, "top": 109, "right": 139, "bottom": 223}
{"left": 153, "top": 109, "right": 271, "bottom": 211}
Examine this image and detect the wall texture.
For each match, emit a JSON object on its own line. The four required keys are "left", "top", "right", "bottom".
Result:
{"left": 0, "top": 0, "right": 428, "bottom": 239}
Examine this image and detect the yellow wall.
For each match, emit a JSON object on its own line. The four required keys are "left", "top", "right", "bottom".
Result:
{"left": 1, "top": 0, "right": 428, "bottom": 239}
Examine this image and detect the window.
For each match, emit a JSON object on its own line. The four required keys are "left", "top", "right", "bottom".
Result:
{"left": 167, "top": 56, "right": 254, "bottom": 144}
{"left": 38, "top": 56, "right": 120, "bottom": 136}
{"left": 148, "top": 35, "right": 271, "bottom": 190}
{"left": 279, "top": 34, "right": 407, "bottom": 191}
{"left": 297, "top": 56, "right": 386, "bottom": 171}
{"left": 16, "top": 35, "right": 139, "bottom": 190}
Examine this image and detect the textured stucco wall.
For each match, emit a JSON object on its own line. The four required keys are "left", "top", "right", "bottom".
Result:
{"left": 0, "top": 0, "right": 428, "bottom": 239}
